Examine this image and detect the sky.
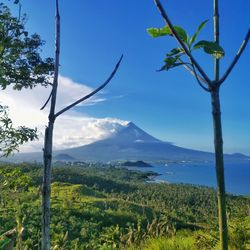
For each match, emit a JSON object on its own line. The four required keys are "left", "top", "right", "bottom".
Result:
{"left": 2, "top": 0, "right": 250, "bottom": 155}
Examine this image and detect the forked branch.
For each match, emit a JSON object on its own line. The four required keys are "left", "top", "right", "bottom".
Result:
{"left": 179, "top": 59, "right": 207, "bottom": 83}
{"left": 178, "top": 59, "right": 210, "bottom": 91}
{"left": 190, "top": 63, "right": 211, "bottom": 92}
{"left": 218, "top": 28, "right": 250, "bottom": 86}
{"left": 54, "top": 55, "right": 123, "bottom": 118}
{"left": 153, "top": 0, "right": 212, "bottom": 86}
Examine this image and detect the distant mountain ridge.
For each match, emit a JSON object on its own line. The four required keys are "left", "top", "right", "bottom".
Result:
{"left": 6, "top": 122, "right": 250, "bottom": 163}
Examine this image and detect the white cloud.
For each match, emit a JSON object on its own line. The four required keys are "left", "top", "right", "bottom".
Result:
{"left": 0, "top": 75, "right": 128, "bottom": 152}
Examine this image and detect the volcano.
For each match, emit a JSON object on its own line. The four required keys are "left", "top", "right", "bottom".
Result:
{"left": 7, "top": 122, "right": 250, "bottom": 163}
{"left": 48, "top": 122, "right": 214, "bottom": 162}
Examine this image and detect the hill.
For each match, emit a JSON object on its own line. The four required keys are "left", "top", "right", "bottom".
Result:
{"left": 0, "top": 163, "right": 249, "bottom": 249}
{"left": 120, "top": 160, "right": 153, "bottom": 167}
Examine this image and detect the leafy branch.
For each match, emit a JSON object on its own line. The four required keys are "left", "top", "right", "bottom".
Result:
{"left": 148, "top": 0, "right": 250, "bottom": 91}
{"left": 0, "top": 3, "right": 54, "bottom": 90}
{"left": 0, "top": 105, "right": 38, "bottom": 157}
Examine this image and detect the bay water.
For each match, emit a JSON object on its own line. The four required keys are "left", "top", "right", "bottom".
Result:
{"left": 128, "top": 162, "right": 250, "bottom": 196}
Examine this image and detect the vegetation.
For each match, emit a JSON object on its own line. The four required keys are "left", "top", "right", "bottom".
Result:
{"left": 120, "top": 161, "right": 153, "bottom": 168}
{"left": 0, "top": 1, "right": 54, "bottom": 157}
{"left": 1, "top": 1, "right": 249, "bottom": 250}
{"left": 0, "top": 163, "right": 249, "bottom": 249}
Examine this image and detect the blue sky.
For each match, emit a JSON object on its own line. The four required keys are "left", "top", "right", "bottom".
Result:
{"left": 4, "top": 0, "right": 250, "bottom": 154}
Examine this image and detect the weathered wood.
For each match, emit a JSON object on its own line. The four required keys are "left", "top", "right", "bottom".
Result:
{"left": 40, "top": 1, "right": 122, "bottom": 249}
{"left": 219, "top": 28, "right": 250, "bottom": 85}
{"left": 41, "top": 0, "right": 60, "bottom": 249}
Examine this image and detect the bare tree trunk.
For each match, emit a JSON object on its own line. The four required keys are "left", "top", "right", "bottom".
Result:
{"left": 213, "top": 0, "right": 228, "bottom": 249}
{"left": 41, "top": 122, "right": 54, "bottom": 250}
{"left": 41, "top": 1, "right": 60, "bottom": 249}
{"left": 210, "top": 88, "right": 228, "bottom": 250}
{"left": 40, "top": 1, "right": 121, "bottom": 248}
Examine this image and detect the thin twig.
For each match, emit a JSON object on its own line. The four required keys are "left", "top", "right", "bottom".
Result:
{"left": 178, "top": 58, "right": 207, "bottom": 84}
{"left": 218, "top": 28, "right": 250, "bottom": 86}
{"left": 18, "top": 2, "right": 22, "bottom": 23}
{"left": 0, "top": 228, "right": 16, "bottom": 237}
{"left": 54, "top": 55, "right": 123, "bottom": 118}
{"left": 48, "top": 0, "right": 60, "bottom": 120}
{"left": 190, "top": 63, "right": 211, "bottom": 92}
{"left": 40, "top": 89, "right": 53, "bottom": 110}
{"left": 153, "top": 0, "right": 212, "bottom": 86}
{"left": 213, "top": 0, "right": 220, "bottom": 82}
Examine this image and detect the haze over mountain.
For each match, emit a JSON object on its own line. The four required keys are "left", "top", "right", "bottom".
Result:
{"left": 6, "top": 122, "right": 250, "bottom": 163}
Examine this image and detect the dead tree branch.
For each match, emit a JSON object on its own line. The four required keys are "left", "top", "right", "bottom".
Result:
{"left": 40, "top": 89, "right": 53, "bottom": 110}
{"left": 218, "top": 28, "right": 250, "bottom": 86}
{"left": 54, "top": 55, "right": 123, "bottom": 118}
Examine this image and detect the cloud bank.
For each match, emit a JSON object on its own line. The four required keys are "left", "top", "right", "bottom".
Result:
{"left": 0, "top": 75, "right": 128, "bottom": 152}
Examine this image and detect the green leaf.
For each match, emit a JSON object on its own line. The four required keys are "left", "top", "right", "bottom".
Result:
{"left": 147, "top": 26, "right": 172, "bottom": 38}
{"left": 158, "top": 56, "right": 184, "bottom": 71}
{"left": 147, "top": 25, "right": 187, "bottom": 43}
{"left": 164, "top": 57, "right": 178, "bottom": 66}
{"left": 0, "top": 44, "right": 4, "bottom": 54}
{"left": 173, "top": 26, "right": 188, "bottom": 43}
{"left": 0, "top": 237, "right": 12, "bottom": 249}
{"left": 166, "top": 48, "right": 184, "bottom": 57}
{"left": 190, "top": 20, "right": 208, "bottom": 45}
{"left": 194, "top": 40, "right": 225, "bottom": 59}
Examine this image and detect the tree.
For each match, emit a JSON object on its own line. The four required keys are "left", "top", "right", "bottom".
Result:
{"left": 41, "top": 1, "right": 123, "bottom": 249}
{"left": 147, "top": 1, "right": 250, "bottom": 249}
{"left": 0, "top": 2, "right": 54, "bottom": 156}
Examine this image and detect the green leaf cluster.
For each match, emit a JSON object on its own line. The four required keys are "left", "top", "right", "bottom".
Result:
{"left": 147, "top": 25, "right": 188, "bottom": 44}
{"left": 0, "top": 3, "right": 54, "bottom": 90}
{"left": 0, "top": 105, "right": 38, "bottom": 157}
{"left": 147, "top": 20, "right": 225, "bottom": 71}
{"left": 0, "top": 167, "right": 31, "bottom": 192}
{"left": 194, "top": 40, "right": 225, "bottom": 59}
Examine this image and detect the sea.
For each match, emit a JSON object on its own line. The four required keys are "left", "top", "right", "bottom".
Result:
{"left": 127, "top": 162, "right": 250, "bottom": 196}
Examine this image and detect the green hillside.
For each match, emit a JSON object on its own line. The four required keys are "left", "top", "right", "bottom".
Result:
{"left": 0, "top": 163, "right": 249, "bottom": 249}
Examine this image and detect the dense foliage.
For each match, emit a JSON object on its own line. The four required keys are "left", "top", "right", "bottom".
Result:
{"left": 0, "top": 3, "right": 54, "bottom": 90}
{"left": 0, "top": 105, "right": 38, "bottom": 157}
{"left": 0, "top": 163, "right": 249, "bottom": 249}
{"left": 0, "top": 2, "right": 54, "bottom": 157}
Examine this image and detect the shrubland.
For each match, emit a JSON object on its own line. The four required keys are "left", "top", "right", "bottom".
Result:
{"left": 0, "top": 163, "right": 249, "bottom": 249}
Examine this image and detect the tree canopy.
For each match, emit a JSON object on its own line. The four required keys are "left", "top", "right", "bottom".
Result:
{"left": 0, "top": 2, "right": 54, "bottom": 90}
{"left": 0, "top": 2, "right": 54, "bottom": 156}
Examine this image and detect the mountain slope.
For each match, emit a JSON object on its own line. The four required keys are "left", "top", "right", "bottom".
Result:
{"left": 53, "top": 122, "right": 235, "bottom": 162}
{"left": 6, "top": 122, "right": 250, "bottom": 163}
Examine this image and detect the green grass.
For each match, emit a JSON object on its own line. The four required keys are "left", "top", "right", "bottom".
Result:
{"left": 129, "top": 235, "right": 195, "bottom": 250}
{"left": 0, "top": 236, "right": 13, "bottom": 249}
